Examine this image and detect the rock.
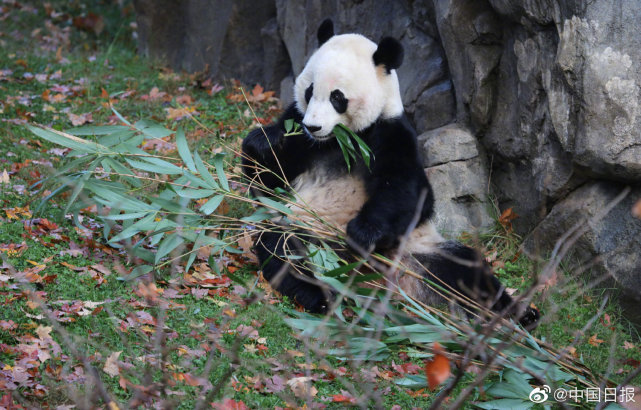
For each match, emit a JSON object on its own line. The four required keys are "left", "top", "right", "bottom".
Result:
{"left": 555, "top": 14, "right": 641, "bottom": 181}
{"left": 132, "top": 0, "right": 288, "bottom": 91}
{"left": 278, "top": 75, "right": 294, "bottom": 108}
{"left": 433, "top": 0, "right": 502, "bottom": 131}
{"left": 413, "top": 81, "right": 456, "bottom": 132}
{"left": 420, "top": 124, "right": 494, "bottom": 235}
{"left": 427, "top": 158, "right": 494, "bottom": 236}
{"left": 524, "top": 182, "right": 641, "bottom": 324}
{"left": 419, "top": 123, "right": 479, "bottom": 167}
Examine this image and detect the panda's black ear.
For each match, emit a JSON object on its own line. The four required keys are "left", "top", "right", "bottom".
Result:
{"left": 373, "top": 37, "right": 404, "bottom": 73}
{"left": 317, "top": 18, "right": 334, "bottom": 46}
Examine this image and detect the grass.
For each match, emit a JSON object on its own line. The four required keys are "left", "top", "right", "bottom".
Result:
{"left": 1, "top": 2, "right": 640, "bottom": 409}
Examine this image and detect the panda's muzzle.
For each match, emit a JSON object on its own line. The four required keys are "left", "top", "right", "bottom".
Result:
{"left": 303, "top": 124, "right": 321, "bottom": 133}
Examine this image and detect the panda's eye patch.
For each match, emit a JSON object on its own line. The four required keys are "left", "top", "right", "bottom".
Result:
{"left": 305, "top": 84, "right": 313, "bottom": 104}
{"left": 330, "top": 89, "right": 348, "bottom": 113}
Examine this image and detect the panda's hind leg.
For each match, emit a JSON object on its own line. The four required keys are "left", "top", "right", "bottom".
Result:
{"left": 254, "top": 229, "right": 333, "bottom": 313}
{"left": 412, "top": 241, "right": 539, "bottom": 328}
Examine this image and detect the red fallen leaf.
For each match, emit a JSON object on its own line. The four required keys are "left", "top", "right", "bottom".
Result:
{"left": 182, "top": 373, "right": 205, "bottom": 387}
{"left": 332, "top": 390, "right": 357, "bottom": 404}
{"left": 72, "top": 12, "right": 105, "bottom": 35}
{"left": 624, "top": 358, "right": 641, "bottom": 367}
{"left": 392, "top": 361, "right": 422, "bottom": 375}
{"left": 101, "top": 88, "right": 109, "bottom": 99}
{"left": 211, "top": 398, "right": 248, "bottom": 410}
{"left": 425, "top": 342, "right": 451, "bottom": 390}
{"left": 498, "top": 207, "right": 518, "bottom": 232}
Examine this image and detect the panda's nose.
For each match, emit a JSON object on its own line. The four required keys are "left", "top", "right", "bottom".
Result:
{"left": 304, "top": 124, "right": 321, "bottom": 133}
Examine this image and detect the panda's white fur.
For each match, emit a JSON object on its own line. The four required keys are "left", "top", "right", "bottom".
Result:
{"left": 294, "top": 34, "right": 404, "bottom": 138}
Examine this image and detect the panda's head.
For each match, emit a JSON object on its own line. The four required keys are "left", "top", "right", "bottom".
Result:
{"left": 294, "top": 19, "right": 405, "bottom": 140}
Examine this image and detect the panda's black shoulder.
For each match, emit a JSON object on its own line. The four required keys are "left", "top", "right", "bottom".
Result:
{"left": 363, "top": 113, "right": 422, "bottom": 162}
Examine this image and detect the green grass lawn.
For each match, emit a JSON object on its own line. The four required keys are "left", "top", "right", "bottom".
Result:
{"left": 1, "top": 2, "right": 639, "bottom": 409}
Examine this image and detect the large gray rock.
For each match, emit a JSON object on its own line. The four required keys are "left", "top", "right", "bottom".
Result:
{"left": 524, "top": 183, "right": 641, "bottom": 320}
{"left": 133, "top": 0, "right": 289, "bottom": 91}
{"left": 553, "top": 12, "right": 641, "bottom": 181}
{"left": 420, "top": 125, "right": 494, "bottom": 235}
{"left": 433, "top": 0, "right": 502, "bottom": 131}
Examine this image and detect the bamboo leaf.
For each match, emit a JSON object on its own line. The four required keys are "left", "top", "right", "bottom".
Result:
{"left": 102, "top": 211, "right": 153, "bottom": 221}
{"left": 134, "top": 119, "right": 173, "bottom": 139}
{"left": 110, "top": 105, "right": 132, "bottom": 126}
{"left": 257, "top": 196, "right": 292, "bottom": 215}
{"left": 27, "top": 124, "right": 112, "bottom": 154}
{"left": 155, "top": 232, "right": 185, "bottom": 264}
{"left": 284, "top": 118, "right": 294, "bottom": 133}
{"left": 64, "top": 157, "right": 102, "bottom": 213}
{"left": 175, "top": 127, "right": 197, "bottom": 173}
{"left": 125, "top": 157, "right": 183, "bottom": 175}
{"left": 176, "top": 188, "right": 216, "bottom": 199}
{"left": 108, "top": 212, "right": 157, "bottom": 243}
{"left": 118, "top": 265, "right": 153, "bottom": 281}
{"left": 475, "top": 399, "right": 533, "bottom": 410}
{"left": 213, "top": 153, "right": 229, "bottom": 192}
{"left": 185, "top": 230, "right": 206, "bottom": 274}
{"left": 66, "top": 125, "right": 130, "bottom": 136}
{"left": 194, "top": 150, "right": 219, "bottom": 189}
{"left": 200, "top": 195, "right": 224, "bottom": 215}
{"left": 322, "top": 261, "right": 361, "bottom": 277}
{"left": 98, "top": 129, "right": 137, "bottom": 147}
{"left": 101, "top": 157, "right": 142, "bottom": 187}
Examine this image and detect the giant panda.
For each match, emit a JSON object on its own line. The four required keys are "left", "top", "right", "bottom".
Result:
{"left": 241, "top": 19, "right": 539, "bottom": 328}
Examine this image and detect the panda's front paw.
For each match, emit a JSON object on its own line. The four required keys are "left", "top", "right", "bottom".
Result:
{"left": 346, "top": 215, "right": 383, "bottom": 253}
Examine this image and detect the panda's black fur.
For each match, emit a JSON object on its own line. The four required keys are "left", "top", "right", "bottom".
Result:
{"left": 242, "top": 20, "right": 539, "bottom": 328}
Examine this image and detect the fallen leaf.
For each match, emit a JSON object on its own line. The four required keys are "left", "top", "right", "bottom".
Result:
{"left": 498, "top": 207, "right": 518, "bottom": 232}
{"left": 165, "top": 106, "right": 198, "bottom": 121}
{"left": 624, "top": 341, "right": 636, "bottom": 350}
{"left": 175, "top": 94, "right": 193, "bottom": 105}
{"left": 246, "top": 84, "right": 276, "bottom": 103}
{"left": 211, "top": 399, "right": 248, "bottom": 410}
{"left": 73, "top": 12, "right": 105, "bottom": 35}
{"left": 67, "top": 111, "right": 93, "bottom": 126}
{"left": 588, "top": 334, "right": 604, "bottom": 346}
{"left": 264, "top": 375, "right": 285, "bottom": 393}
{"left": 332, "top": 391, "right": 357, "bottom": 404}
{"left": 140, "top": 87, "right": 169, "bottom": 102}
{"left": 36, "top": 325, "right": 53, "bottom": 340}
{"left": 287, "top": 376, "right": 317, "bottom": 398}
{"left": 424, "top": 342, "right": 451, "bottom": 390}
{"left": 103, "top": 351, "right": 121, "bottom": 377}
